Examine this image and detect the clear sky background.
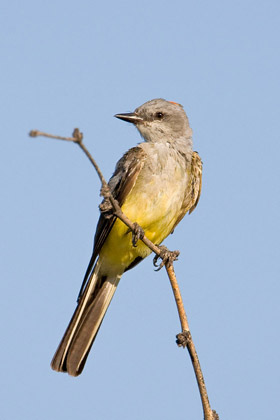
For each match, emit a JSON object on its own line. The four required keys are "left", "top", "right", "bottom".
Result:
{"left": 1, "top": 1, "right": 279, "bottom": 419}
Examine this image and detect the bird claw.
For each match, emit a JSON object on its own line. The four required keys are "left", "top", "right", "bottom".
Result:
{"left": 99, "top": 186, "right": 115, "bottom": 219}
{"left": 131, "top": 223, "right": 145, "bottom": 247}
{"left": 99, "top": 198, "right": 114, "bottom": 219}
{"left": 153, "top": 245, "right": 180, "bottom": 271}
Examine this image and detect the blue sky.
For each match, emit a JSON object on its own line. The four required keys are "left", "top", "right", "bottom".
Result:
{"left": 1, "top": 1, "right": 279, "bottom": 419}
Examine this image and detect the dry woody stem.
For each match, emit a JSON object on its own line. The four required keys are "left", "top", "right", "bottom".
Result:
{"left": 29, "top": 128, "right": 219, "bottom": 420}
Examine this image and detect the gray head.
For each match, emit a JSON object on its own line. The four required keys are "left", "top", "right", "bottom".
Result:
{"left": 115, "top": 98, "right": 192, "bottom": 143}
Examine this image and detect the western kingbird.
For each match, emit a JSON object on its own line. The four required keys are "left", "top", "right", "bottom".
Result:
{"left": 51, "top": 98, "right": 202, "bottom": 376}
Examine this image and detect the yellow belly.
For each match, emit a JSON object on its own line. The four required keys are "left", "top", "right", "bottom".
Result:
{"left": 99, "top": 167, "right": 188, "bottom": 275}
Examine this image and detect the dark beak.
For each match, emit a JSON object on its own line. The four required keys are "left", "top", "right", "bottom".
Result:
{"left": 114, "top": 112, "right": 143, "bottom": 124}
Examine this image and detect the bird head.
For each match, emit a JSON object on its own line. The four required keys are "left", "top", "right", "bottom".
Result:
{"left": 115, "top": 98, "right": 192, "bottom": 143}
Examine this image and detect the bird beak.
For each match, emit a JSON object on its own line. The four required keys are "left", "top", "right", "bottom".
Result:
{"left": 114, "top": 112, "right": 143, "bottom": 124}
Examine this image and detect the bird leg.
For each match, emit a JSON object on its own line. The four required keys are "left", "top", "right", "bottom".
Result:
{"left": 153, "top": 245, "right": 180, "bottom": 271}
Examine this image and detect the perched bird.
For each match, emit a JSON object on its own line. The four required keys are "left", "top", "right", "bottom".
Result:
{"left": 51, "top": 98, "right": 202, "bottom": 376}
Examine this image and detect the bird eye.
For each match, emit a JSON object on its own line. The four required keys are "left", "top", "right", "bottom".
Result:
{"left": 156, "top": 112, "right": 164, "bottom": 119}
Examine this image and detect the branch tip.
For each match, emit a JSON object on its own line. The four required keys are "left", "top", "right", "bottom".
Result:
{"left": 29, "top": 130, "right": 39, "bottom": 137}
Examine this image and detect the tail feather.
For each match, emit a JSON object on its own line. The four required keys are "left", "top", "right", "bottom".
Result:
{"left": 66, "top": 277, "right": 120, "bottom": 376}
{"left": 51, "top": 260, "right": 120, "bottom": 376}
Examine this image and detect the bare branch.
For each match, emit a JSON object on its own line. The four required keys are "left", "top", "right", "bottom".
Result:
{"left": 29, "top": 128, "right": 219, "bottom": 420}
{"left": 29, "top": 128, "right": 166, "bottom": 260}
{"left": 166, "top": 263, "right": 218, "bottom": 419}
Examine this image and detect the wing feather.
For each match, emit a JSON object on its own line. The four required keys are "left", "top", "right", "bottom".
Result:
{"left": 78, "top": 147, "right": 146, "bottom": 299}
{"left": 188, "top": 151, "right": 203, "bottom": 214}
{"left": 172, "top": 151, "right": 202, "bottom": 231}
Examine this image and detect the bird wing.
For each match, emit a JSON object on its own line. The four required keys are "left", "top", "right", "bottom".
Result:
{"left": 78, "top": 146, "right": 147, "bottom": 299}
{"left": 188, "top": 151, "right": 203, "bottom": 214}
{"left": 172, "top": 151, "right": 202, "bottom": 231}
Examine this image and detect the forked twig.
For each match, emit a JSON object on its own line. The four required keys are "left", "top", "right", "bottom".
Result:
{"left": 29, "top": 129, "right": 166, "bottom": 259}
{"left": 29, "top": 128, "right": 219, "bottom": 420}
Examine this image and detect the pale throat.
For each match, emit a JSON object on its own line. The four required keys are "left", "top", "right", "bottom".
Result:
{"left": 137, "top": 123, "right": 193, "bottom": 149}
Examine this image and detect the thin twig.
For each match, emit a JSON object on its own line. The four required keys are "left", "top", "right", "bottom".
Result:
{"left": 29, "top": 128, "right": 219, "bottom": 420}
{"left": 166, "top": 264, "right": 219, "bottom": 420}
{"left": 30, "top": 129, "right": 164, "bottom": 259}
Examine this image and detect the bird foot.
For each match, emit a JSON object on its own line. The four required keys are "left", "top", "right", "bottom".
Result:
{"left": 99, "top": 186, "right": 114, "bottom": 219}
{"left": 131, "top": 222, "right": 145, "bottom": 247}
{"left": 153, "top": 245, "right": 180, "bottom": 271}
